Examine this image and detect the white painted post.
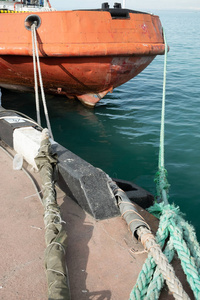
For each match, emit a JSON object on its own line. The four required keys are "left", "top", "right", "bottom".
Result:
{"left": 122, "top": 0, "right": 126, "bottom": 8}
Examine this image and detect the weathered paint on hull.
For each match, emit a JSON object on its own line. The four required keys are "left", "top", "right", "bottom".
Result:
{"left": 0, "top": 55, "right": 155, "bottom": 105}
{"left": 0, "top": 10, "right": 164, "bottom": 106}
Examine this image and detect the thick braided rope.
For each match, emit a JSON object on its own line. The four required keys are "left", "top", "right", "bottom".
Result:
{"left": 168, "top": 220, "right": 200, "bottom": 299}
{"left": 145, "top": 205, "right": 177, "bottom": 299}
{"left": 145, "top": 210, "right": 174, "bottom": 299}
{"left": 129, "top": 254, "right": 156, "bottom": 300}
{"left": 177, "top": 215, "right": 200, "bottom": 276}
{"left": 129, "top": 216, "right": 169, "bottom": 299}
{"left": 158, "top": 205, "right": 200, "bottom": 298}
{"left": 151, "top": 203, "right": 200, "bottom": 298}
{"left": 130, "top": 204, "right": 196, "bottom": 300}
{"left": 145, "top": 237, "right": 175, "bottom": 299}
{"left": 137, "top": 227, "right": 190, "bottom": 300}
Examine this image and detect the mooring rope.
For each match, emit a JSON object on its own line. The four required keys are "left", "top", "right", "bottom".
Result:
{"left": 31, "top": 23, "right": 41, "bottom": 126}
{"left": 128, "top": 28, "right": 200, "bottom": 300}
{"left": 157, "top": 28, "right": 169, "bottom": 206}
{"left": 31, "top": 24, "right": 54, "bottom": 140}
{"left": 149, "top": 204, "right": 200, "bottom": 298}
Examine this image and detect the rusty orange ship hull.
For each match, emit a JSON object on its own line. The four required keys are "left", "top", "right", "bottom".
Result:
{"left": 0, "top": 9, "right": 165, "bottom": 106}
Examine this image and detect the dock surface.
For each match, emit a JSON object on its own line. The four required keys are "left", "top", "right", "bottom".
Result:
{"left": 0, "top": 145, "right": 194, "bottom": 299}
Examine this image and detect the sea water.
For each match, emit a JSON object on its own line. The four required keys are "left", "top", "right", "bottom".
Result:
{"left": 2, "top": 10, "right": 200, "bottom": 240}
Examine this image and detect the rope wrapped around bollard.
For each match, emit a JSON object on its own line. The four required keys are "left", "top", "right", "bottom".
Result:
{"left": 34, "top": 129, "right": 70, "bottom": 300}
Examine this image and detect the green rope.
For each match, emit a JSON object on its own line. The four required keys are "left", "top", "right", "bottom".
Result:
{"left": 178, "top": 216, "right": 200, "bottom": 275}
{"left": 156, "top": 28, "right": 169, "bottom": 206}
{"left": 145, "top": 237, "right": 175, "bottom": 299}
{"left": 159, "top": 28, "right": 167, "bottom": 171}
{"left": 130, "top": 204, "right": 200, "bottom": 299}
{"left": 129, "top": 28, "right": 200, "bottom": 299}
{"left": 154, "top": 204, "right": 200, "bottom": 299}
{"left": 129, "top": 214, "right": 170, "bottom": 300}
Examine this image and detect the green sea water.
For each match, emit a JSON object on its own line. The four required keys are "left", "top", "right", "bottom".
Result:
{"left": 2, "top": 10, "right": 200, "bottom": 240}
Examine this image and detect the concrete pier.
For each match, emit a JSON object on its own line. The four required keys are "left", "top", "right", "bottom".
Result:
{"left": 0, "top": 144, "right": 194, "bottom": 300}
